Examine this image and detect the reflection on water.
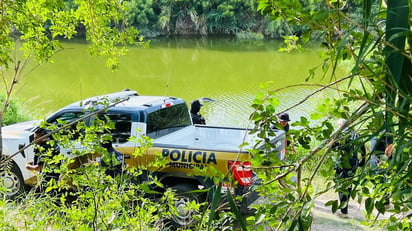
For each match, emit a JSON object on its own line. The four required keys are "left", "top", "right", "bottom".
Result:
{"left": 202, "top": 85, "right": 330, "bottom": 127}
{"left": 18, "top": 37, "right": 336, "bottom": 127}
{"left": 203, "top": 91, "right": 255, "bottom": 127}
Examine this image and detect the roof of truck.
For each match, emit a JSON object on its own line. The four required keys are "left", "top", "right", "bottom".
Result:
{"left": 44, "top": 90, "right": 188, "bottom": 123}
{"left": 60, "top": 90, "right": 184, "bottom": 110}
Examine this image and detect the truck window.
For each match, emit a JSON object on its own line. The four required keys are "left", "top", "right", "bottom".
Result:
{"left": 48, "top": 111, "right": 85, "bottom": 124}
{"left": 47, "top": 111, "right": 85, "bottom": 140}
{"left": 146, "top": 103, "right": 192, "bottom": 139}
{"left": 97, "top": 113, "right": 132, "bottom": 144}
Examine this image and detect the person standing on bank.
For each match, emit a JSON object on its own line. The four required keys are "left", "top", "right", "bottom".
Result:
{"left": 332, "top": 119, "right": 365, "bottom": 218}
{"left": 190, "top": 99, "right": 206, "bottom": 125}
{"left": 26, "top": 127, "right": 61, "bottom": 192}
{"left": 370, "top": 130, "right": 394, "bottom": 167}
{"left": 370, "top": 129, "right": 394, "bottom": 208}
{"left": 277, "top": 113, "right": 294, "bottom": 159}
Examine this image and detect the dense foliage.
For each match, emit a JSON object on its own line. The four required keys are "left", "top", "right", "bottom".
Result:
{"left": 60, "top": 0, "right": 398, "bottom": 41}
{"left": 250, "top": 0, "right": 411, "bottom": 230}
{"left": 0, "top": 96, "right": 31, "bottom": 126}
{"left": 1, "top": 0, "right": 142, "bottom": 158}
{"left": 57, "top": 0, "right": 313, "bottom": 38}
{"left": 1, "top": 0, "right": 411, "bottom": 230}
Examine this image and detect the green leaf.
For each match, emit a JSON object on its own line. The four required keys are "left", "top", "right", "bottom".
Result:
{"left": 208, "top": 183, "right": 222, "bottom": 229}
{"left": 325, "top": 200, "right": 338, "bottom": 213}
{"left": 226, "top": 189, "right": 247, "bottom": 231}
{"left": 365, "top": 197, "right": 373, "bottom": 214}
{"left": 385, "top": 0, "right": 409, "bottom": 84}
{"left": 288, "top": 219, "right": 298, "bottom": 231}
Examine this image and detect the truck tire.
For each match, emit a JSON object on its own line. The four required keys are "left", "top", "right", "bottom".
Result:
{"left": 0, "top": 161, "right": 26, "bottom": 200}
{"left": 170, "top": 183, "right": 205, "bottom": 228}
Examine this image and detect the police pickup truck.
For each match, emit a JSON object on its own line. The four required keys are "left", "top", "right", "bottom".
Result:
{"left": 1, "top": 90, "right": 285, "bottom": 225}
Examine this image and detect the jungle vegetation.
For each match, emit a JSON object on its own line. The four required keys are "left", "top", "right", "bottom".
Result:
{"left": 249, "top": 0, "right": 411, "bottom": 230}
{"left": 9, "top": 0, "right": 377, "bottom": 40}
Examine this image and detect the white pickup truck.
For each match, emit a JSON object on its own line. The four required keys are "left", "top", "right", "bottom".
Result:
{"left": 1, "top": 90, "right": 285, "bottom": 226}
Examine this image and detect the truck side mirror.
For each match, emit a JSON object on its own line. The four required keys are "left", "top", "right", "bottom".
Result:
{"left": 18, "top": 143, "right": 26, "bottom": 158}
{"left": 29, "top": 133, "right": 34, "bottom": 143}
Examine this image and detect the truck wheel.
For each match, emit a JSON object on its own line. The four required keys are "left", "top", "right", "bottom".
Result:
{"left": 0, "top": 162, "right": 25, "bottom": 199}
{"left": 170, "top": 183, "right": 205, "bottom": 228}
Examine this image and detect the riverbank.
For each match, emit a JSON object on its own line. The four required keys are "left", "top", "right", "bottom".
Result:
{"left": 312, "top": 194, "right": 390, "bottom": 231}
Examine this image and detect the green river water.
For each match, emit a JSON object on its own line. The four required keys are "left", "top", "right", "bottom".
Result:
{"left": 16, "top": 37, "right": 337, "bottom": 127}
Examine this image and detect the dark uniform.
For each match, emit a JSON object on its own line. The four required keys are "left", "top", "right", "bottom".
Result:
{"left": 31, "top": 128, "right": 61, "bottom": 194}
{"left": 190, "top": 100, "right": 206, "bottom": 125}
{"left": 34, "top": 141, "right": 61, "bottom": 182}
{"left": 370, "top": 132, "right": 393, "bottom": 206}
{"left": 99, "top": 141, "right": 124, "bottom": 177}
{"left": 370, "top": 133, "right": 393, "bottom": 164}
{"left": 332, "top": 128, "right": 365, "bottom": 216}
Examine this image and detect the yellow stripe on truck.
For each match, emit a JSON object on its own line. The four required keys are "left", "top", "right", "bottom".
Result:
{"left": 116, "top": 146, "right": 251, "bottom": 174}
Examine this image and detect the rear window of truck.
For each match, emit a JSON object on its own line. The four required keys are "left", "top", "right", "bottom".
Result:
{"left": 146, "top": 103, "right": 192, "bottom": 139}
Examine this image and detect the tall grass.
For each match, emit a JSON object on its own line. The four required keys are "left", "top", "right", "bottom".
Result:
{"left": 1, "top": 96, "right": 35, "bottom": 126}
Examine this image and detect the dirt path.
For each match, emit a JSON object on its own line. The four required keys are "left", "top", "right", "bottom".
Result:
{"left": 250, "top": 194, "right": 380, "bottom": 231}
{"left": 312, "top": 196, "right": 369, "bottom": 231}
{"left": 311, "top": 194, "right": 389, "bottom": 231}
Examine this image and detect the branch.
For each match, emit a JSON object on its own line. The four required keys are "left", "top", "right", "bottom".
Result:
{"left": 299, "top": 101, "right": 370, "bottom": 200}
{"left": 276, "top": 74, "right": 356, "bottom": 115}
{"left": 274, "top": 101, "right": 370, "bottom": 230}
{"left": 0, "top": 60, "right": 22, "bottom": 159}
{"left": 0, "top": 97, "right": 129, "bottom": 167}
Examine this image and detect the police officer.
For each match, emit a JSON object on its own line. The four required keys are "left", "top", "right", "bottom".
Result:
{"left": 190, "top": 100, "right": 206, "bottom": 125}
{"left": 370, "top": 129, "right": 393, "bottom": 208}
{"left": 332, "top": 119, "right": 365, "bottom": 218}
{"left": 277, "top": 112, "right": 295, "bottom": 159}
{"left": 26, "top": 127, "right": 61, "bottom": 192}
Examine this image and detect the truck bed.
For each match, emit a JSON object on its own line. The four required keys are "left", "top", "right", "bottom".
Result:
{"left": 153, "top": 125, "right": 284, "bottom": 153}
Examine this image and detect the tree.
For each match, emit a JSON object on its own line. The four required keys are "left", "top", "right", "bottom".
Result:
{"left": 251, "top": 0, "right": 411, "bottom": 229}
{"left": 0, "top": 0, "right": 143, "bottom": 158}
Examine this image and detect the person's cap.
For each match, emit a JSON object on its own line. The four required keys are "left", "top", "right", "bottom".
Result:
{"left": 33, "top": 127, "right": 47, "bottom": 135}
{"left": 278, "top": 113, "right": 290, "bottom": 122}
{"left": 191, "top": 99, "right": 203, "bottom": 107}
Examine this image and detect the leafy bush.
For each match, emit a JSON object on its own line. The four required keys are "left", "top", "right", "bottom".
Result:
{"left": 0, "top": 96, "right": 33, "bottom": 126}
{"left": 235, "top": 30, "right": 264, "bottom": 40}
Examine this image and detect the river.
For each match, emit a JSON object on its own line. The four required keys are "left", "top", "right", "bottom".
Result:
{"left": 17, "top": 37, "right": 336, "bottom": 127}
